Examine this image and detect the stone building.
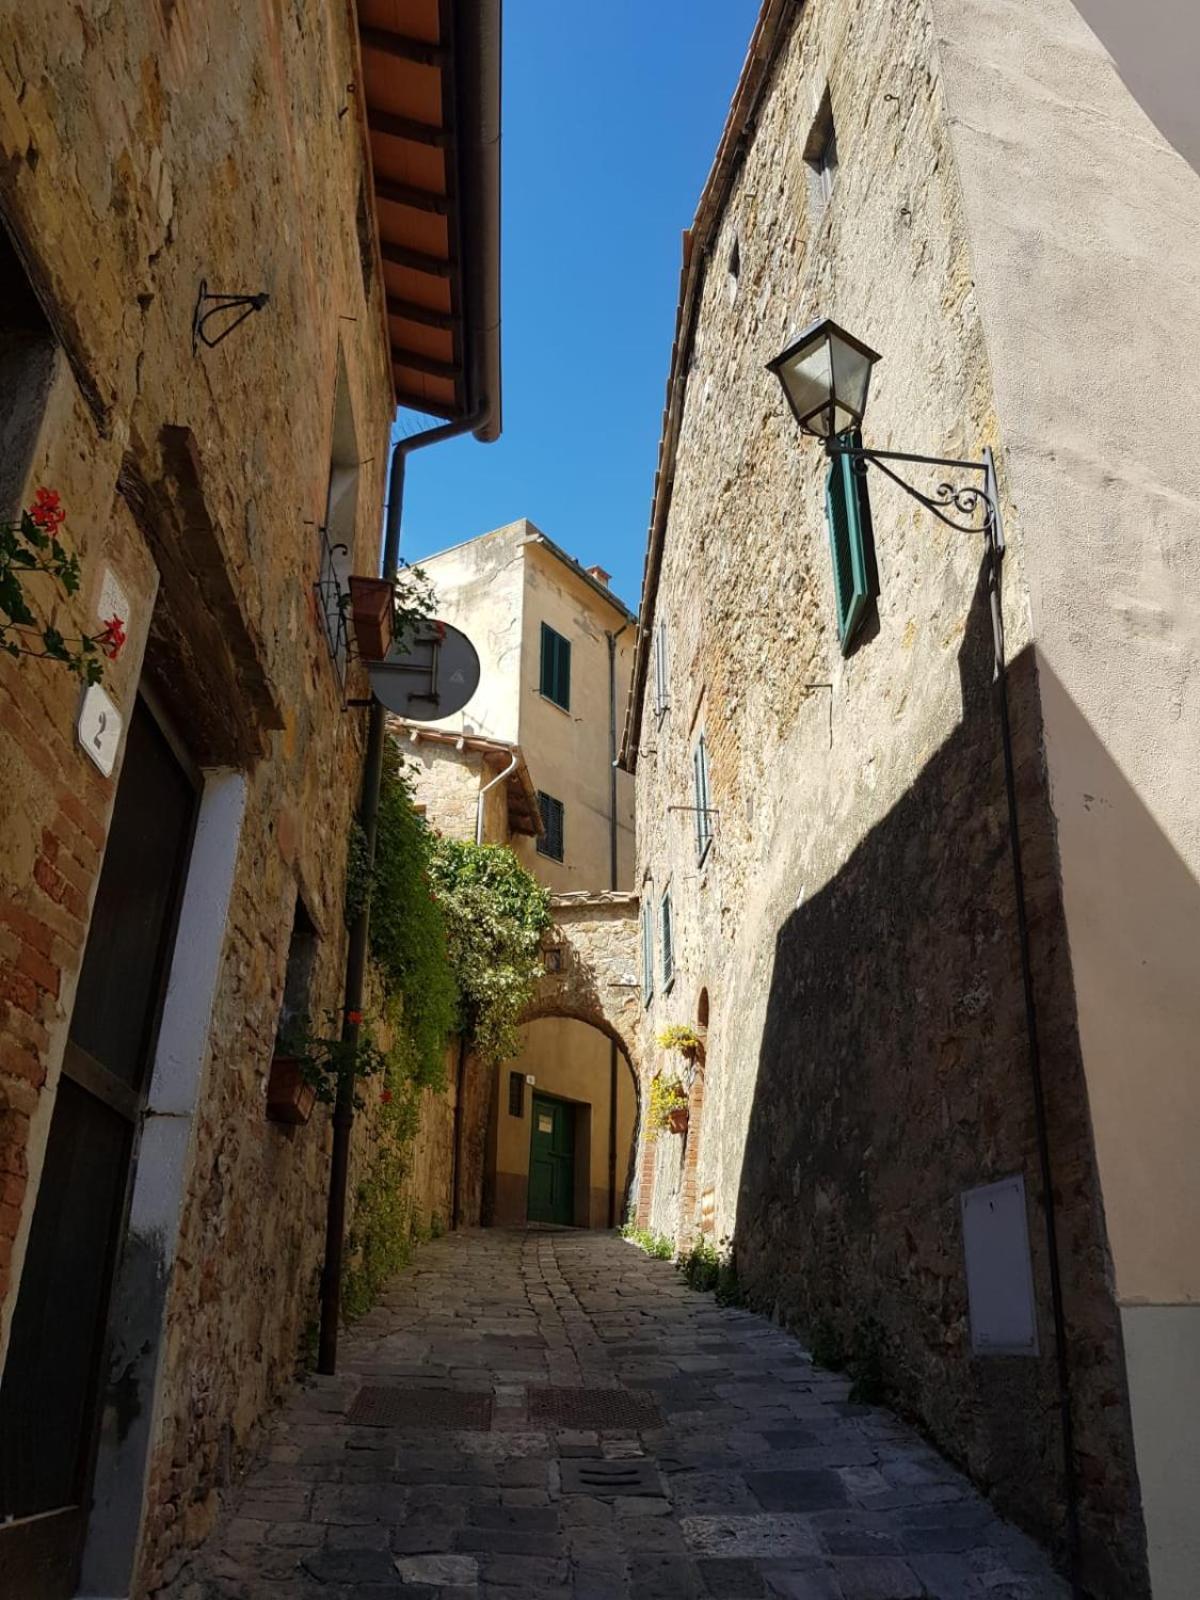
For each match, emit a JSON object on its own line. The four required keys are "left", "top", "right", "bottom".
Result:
{"left": 622, "top": 2, "right": 1200, "bottom": 1598}
{"left": 403, "top": 522, "right": 641, "bottom": 1229}
{"left": 0, "top": 3, "right": 500, "bottom": 1596}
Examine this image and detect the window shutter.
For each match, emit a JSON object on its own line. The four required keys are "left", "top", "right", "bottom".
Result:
{"left": 660, "top": 891, "right": 674, "bottom": 990}
{"left": 693, "top": 734, "right": 712, "bottom": 862}
{"left": 824, "top": 430, "right": 878, "bottom": 653}
{"left": 654, "top": 622, "right": 669, "bottom": 718}
{"left": 641, "top": 901, "right": 654, "bottom": 1004}
{"left": 536, "top": 792, "right": 565, "bottom": 861}
{"left": 557, "top": 633, "right": 571, "bottom": 709}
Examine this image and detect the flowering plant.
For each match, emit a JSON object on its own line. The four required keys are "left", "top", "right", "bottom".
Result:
{"left": 646, "top": 1072, "right": 688, "bottom": 1137}
{"left": 0, "top": 490, "right": 126, "bottom": 682}
{"left": 275, "top": 1008, "right": 388, "bottom": 1109}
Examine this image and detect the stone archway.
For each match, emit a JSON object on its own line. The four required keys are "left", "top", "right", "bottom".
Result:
{"left": 530, "top": 892, "right": 642, "bottom": 1076}
{"left": 485, "top": 891, "right": 643, "bottom": 1228}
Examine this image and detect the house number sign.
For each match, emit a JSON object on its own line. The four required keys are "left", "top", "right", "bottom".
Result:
{"left": 77, "top": 684, "right": 123, "bottom": 777}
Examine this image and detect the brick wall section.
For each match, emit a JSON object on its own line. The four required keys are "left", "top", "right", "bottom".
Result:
{"left": 630, "top": 1, "right": 1146, "bottom": 1593}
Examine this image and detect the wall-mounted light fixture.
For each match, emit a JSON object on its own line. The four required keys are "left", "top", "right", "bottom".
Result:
{"left": 768, "top": 315, "right": 1082, "bottom": 1600}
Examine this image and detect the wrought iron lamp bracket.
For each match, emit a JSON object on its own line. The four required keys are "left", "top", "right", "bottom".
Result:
{"left": 192, "top": 278, "right": 271, "bottom": 353}
{"left": 824, "top": 441, "right": 1003, "bottom": 552}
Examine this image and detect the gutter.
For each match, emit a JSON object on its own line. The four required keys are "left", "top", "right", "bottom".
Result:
{"left": 619, "top": 0, "right": 796, "bottom": 772}
{"left": 476, "top": 749, "right": 519, "bottom": 845}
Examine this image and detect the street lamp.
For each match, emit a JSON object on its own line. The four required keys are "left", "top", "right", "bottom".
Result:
{"left": 768, "top": 317, "right": 1083, "bottom": 1600}
{"left": 766, "top": 317, "right": 880, "bottom": 439}
{"left": 768, "top": 316, "right": 1002, "bottom": 550}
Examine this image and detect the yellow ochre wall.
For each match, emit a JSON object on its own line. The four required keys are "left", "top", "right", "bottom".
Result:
{"left": 491, "top": 1019, "right": 637, "bottom": 1229}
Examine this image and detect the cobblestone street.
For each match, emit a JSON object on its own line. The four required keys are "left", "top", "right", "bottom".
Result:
{"left": 169, "top": 1230, "right": 1069, "bottom": 1600}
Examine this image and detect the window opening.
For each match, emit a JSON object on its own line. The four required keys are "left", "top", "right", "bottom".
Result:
{"left": 0, "top": 221, "right": 57, "bottom": 519}
{"left": 537, "top": 792, "right": 565, "bottom": 862}
{"left": 539, "top": 622, "right": 571, "bottom": 711}
{"left": 805, "top": 90, "right": 839, "bottom": 212}
{"left": 660, "top": 889, "right": 675, "bottom": 992}
{"left": 278, "top": 894, "right": 318, "bottom": 1040}
{"left": 508, "top": 1071, "right": 526, "bottom": 1118}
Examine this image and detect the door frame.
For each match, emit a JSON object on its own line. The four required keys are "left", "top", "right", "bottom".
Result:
{"left": 0, "top": 686, "right": 201, "bottom": 1599}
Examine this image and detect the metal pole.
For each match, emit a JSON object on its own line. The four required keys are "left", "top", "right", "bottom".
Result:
{"left": 318, "top": 408, "right": 486, "bottom": 1376}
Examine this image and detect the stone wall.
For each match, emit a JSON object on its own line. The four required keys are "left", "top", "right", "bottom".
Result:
{"left": 0, "top": 4, "right": 403, "bottom": 1592}
{"left": 629, "top": 1, "right": 1145, "bottom": 1594}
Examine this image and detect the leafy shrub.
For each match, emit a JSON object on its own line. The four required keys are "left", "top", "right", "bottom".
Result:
{"left": 620, "top": 1223, "right": 675, "bottom": 1260}
{"left": 428, "top": 838, "right": 551, "bottom": 1065}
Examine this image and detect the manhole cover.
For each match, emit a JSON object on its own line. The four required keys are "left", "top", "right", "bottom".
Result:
{"left": 560, "top": 1458, "right": 665, "bottom": 1496}
{"left": 346, "top": 1387, "right": 493, "bottom": 1430}
{"left": 527, "top": 1387, "right": 663, "bottom": 1430}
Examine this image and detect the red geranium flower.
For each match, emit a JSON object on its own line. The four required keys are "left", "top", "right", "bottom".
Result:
{"left": 380, "top": 1089, "right": 393, "bottom": 1104}
{"left": 97, "top": 615, "right": 126, "bottom": 660}
{"left": 30, "top": 487, "right": 66, "bottom": 536}
{"left": 346, "top": 1009, "right": 364, "bottom": 1026}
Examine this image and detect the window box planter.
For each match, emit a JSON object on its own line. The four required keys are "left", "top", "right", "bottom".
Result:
{"left": 348, "top": 576, "right": 394, "bottom": 661}
{"left": 266, "top": 1055, "right": 316, "bottom": 1125}
{"left": 666, "top": 1104, "right": 690, "bottom": 1136}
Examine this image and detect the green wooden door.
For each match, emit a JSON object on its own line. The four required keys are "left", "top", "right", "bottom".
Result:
{"left": 527, "top": 1095, "right": 575, "bottom": 1225}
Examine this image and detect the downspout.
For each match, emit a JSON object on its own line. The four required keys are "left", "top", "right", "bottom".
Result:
{"left": 318, "top": 407, "right": 487, "bottom": 1377}
{"left": 476, "top": 749, "right": 519, "bottom": 845}
{"left": 606, "top": 623, "right": 629, "bottom": 1226}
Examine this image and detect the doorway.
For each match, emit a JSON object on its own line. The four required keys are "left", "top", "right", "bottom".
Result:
{"left": 527, "top": 1094, "right": 576, "bottom": 1225}
{"left": 0, "top": 695, "right": 198, "bottom": 1598}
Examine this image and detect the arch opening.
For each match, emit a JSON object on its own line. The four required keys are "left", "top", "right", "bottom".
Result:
{"left": 484, "top": 1014, "right": 641, "bottom": 1231}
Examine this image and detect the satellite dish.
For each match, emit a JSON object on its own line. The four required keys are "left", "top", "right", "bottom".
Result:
{"left": 367, "top": 619, "right": 480, "bottom": 721}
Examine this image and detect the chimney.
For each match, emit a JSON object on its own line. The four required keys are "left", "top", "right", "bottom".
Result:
{"left": 586, "top": 564, "right": 611, "bottom": 587}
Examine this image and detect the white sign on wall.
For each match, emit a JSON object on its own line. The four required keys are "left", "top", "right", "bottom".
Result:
{"left": 97, "top": 565, "right": 131, "bottom": 629}
{"left": 961, "top": 1174, "right": 1039, "bottom": 1356}
{"left": 77, "top": 684, "right": 123, "bottom": 777}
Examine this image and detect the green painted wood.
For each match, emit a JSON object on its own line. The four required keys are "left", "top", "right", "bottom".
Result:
{"left": 527, "top": 1095, "right": 575, "bottom": 1225}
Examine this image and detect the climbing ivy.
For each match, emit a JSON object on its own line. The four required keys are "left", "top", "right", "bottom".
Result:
{"left": 428, "top": 838, "right": 551, "bottom": 1066}
{"left": 368, "top": 748, "right": 457, "bottom": 1089}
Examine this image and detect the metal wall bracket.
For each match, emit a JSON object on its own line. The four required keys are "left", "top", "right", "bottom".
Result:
{"left": 192, "top": 279, "right": 270, "bottom": 353}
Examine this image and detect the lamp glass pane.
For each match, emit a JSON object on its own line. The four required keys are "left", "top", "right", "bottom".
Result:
{"left": 830, "top": 335, "right": 874, "bottom": 426}
{"left": 779, "top": 338, "right": 833, "bottom": 429}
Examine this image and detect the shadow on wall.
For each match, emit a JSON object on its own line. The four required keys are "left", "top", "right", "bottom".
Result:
{"left": 731, "top": 560, "right": 1171, "bottom": 1600}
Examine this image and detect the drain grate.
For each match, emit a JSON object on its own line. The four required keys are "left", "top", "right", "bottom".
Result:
{"left": 527, "top": 1387, "right": 663, "bottom": 1431}
{"left": 560, "top": 1457, "right": 665, "bottom": 1496}
{"left": 346, "top": 1386, "right": 493, "bottom": 1430}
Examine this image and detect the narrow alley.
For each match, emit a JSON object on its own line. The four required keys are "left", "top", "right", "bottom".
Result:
{"left": 168, "top": 1230, "right": 1067, "bottom": 1600}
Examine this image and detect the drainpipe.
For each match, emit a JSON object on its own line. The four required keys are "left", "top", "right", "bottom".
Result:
{"left": 318, "top": 405, "right": 487, "bottom": 1377}
{"left": 606, "top": 623, "right": 629, "bottom": 1227}
{"left": 476, "top": 749, "right": 519, "bottom": 845}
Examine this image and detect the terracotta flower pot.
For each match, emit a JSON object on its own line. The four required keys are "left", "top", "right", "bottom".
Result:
{"left": 348, "top": 576, "right": 395, "bottom": 661}
{"left": 267, "top": 1055, "right": 316, "bottom": 1125}
{"left": 666, "top": 1104, "right": 689, "bottom": 1136}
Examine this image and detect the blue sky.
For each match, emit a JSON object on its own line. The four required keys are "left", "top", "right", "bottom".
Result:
{"left": 396, "top": 0, "right": 761, "bottom": 616}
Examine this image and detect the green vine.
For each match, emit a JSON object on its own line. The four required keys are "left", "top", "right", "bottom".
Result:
{"left": 368, "top": 747, "right": 457, "bottom": 1089}
{"left": 428, "top": 838, "right": 551, "bottom": 1065}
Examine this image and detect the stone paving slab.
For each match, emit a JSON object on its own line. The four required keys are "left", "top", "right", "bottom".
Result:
{"left": 160, "top": 1228, "right": 1071, "bottom": 1600}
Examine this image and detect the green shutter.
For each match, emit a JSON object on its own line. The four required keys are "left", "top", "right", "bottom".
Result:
{"left": 825, "top": 431, "right": 878, "bottom": 653}
{"left": 539, "top": 623, "right": 571, "bottom": 710}
{"left": 641, "top": 901, "right": 654, "bottom": 1004}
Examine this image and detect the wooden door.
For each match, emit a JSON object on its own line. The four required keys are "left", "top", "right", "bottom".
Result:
{"left": 527, "top": 1095, "right": 575, "bottom": 1226}
{"left": 0, "top": 696, "right": 197, "bottom": 1598}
